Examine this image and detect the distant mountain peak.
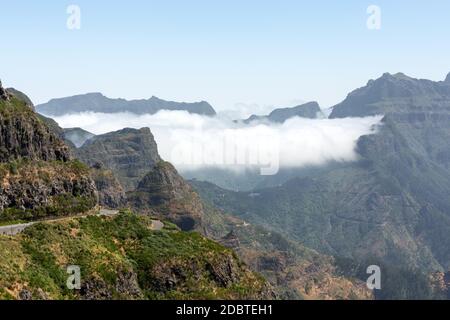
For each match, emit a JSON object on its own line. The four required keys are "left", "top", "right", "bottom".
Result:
{"left": 331, "top": 72, "right": 450, "bottom": 118}
{"left": 241, "top": 101, "right": 322, "bottom": 124}
{"left": 85, "top": 92, "right": 105, "bottom": 97}
{"left": 379, "top": 72, "right": 413, "bottom": 81}
{"left": 446, "top": 72, "right": 450, "bottom": 82}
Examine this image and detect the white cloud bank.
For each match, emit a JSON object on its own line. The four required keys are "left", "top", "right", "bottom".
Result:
{"left": 52, "top": 111, "right": 383, "bottom": 175}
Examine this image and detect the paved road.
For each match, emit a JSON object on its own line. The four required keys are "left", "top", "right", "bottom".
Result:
{"left": 0, "top": 222, "right": 35, "bottom": 236}
{"left": 0, "top": 209, "right": 164, "bottom": 236}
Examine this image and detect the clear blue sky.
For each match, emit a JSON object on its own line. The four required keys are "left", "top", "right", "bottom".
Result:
{"left": 1, "top": 0, "right": 450, "bottom": 110}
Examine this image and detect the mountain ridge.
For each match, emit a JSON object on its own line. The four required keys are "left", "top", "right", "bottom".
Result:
{"left": 330, "top": 72, "right": 450, "bottom": 118}
{"left": 36, "top": 93, "right": 216, "bottom": 116}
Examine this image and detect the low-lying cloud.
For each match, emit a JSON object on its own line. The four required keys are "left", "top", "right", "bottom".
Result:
{"left": 51, "top": 111, "right": 382, "bottom": 175}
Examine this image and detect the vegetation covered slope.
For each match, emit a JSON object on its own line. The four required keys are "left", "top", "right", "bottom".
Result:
{"left": 190, "top": 73, "right": 450, "bottom": 299}
{"left": 0, "top": 211, "right": 272, "bottom": 300}
{"left": 128, "top": 161, "right": 205, "bottom": 232}
{"left": 201, "top": 202, "right": 372, "bottom": 300}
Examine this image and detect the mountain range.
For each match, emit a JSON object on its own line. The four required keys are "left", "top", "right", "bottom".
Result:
{"left": 190, "top": 72, "right": 450, "bottom": 299}
{"left": 240, "top": 101, "right": 323, "bottom": 124}
{"left": 36, "top": 93, "right": 217, "bottom": 116}
{"left": 0, "top": 80, "right": 372, "bottom": 300}
{"left": 2, "top": 71, "right": 450, "bottom": 300}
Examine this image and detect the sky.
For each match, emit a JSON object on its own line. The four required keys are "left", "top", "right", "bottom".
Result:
{"left": 1, "top": 0, "right": 450, "bottom": 112}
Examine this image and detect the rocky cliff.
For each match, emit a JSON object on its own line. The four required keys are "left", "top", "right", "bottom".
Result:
{"left": 89, "top": 163, "right": 127, "bottom": 209}
{"left": 0, "top": 93, "right": 71, "bottom": 163}
{"left": 0, "top": 81, "right": 98, "bottom": 222}
{"left": 76, "top": 128, "right": 161, "bottom": 191}
{"left": 128, "top": 161, "right": 204, "bottom": 232}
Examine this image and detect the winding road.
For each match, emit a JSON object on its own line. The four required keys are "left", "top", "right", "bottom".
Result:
{"left": 0, "top": 209, "right": 164, "bottom": 236}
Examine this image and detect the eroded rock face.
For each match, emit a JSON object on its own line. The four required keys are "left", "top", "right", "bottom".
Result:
{"left": 128, "top": 161, "right": 204, "bottom": 231}
{"left": 0, "top": 99, "right": 71, "bottom": 163}
{"left": 80, "top": 277, "right": 113, "bottom": 300}
{"left": 76, "top": 127, "right": 161, "bottom": 191}
{"left": 89, "top": 163, "right": 127, "bottom": 209}
{"left": 80, "top": 271, "right": 143, "bottom": 300}
{"left": 206, "top": 254, "right": 240, "bottom": 287}
{"left": 146, "top": 253, "right": 274, "bottom": 299}
{"left": 0, "top": 84, "right": 98, "bottom": 221}
{"left": 219, "top": 230, "right": 241, "bottom": 250}
{"left": 0, "top": 161, "right": 98, "bottom": 220}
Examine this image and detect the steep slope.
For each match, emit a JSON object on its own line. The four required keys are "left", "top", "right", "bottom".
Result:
{"left": 201, "top": 202, "right": 372, "bottom": 300}
{"left": 0, "top": 211, "right": 272, "bottom": 300}
{"left": 36, "top": 93, "right": 216, "bottom": 116}
{"left": 190, "top": 73, "right": 450, "bottom": 299}
{"left": 330, "top": 72, "right": 450, "bottom": 118}
{"left": 0, "top": 82, "right": 98, "bottom": 223}
{"left": 5, "top": 87, "right": 35, "bottom": 111}
{"left": 76, "top": 128, "right": 161, "bottom": 191}
{"left": 36, "top": 114, "right": 77, "bottom": 151}
{"left": 0, "top": 97, "right": 70, "bottom": 163}
{"left": 128, "top": 161, "right": 205, "bottom": 232}
{"left": 242, "top": 101, "right": 323, "bottom": 124}
{"left": 89, "top": 163, "right": 127, "bottom": 209}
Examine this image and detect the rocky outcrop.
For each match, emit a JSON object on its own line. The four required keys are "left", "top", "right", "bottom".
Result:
{"left": 80, "top": 270, "right": 142, "bottom": 300}
{"left": 430, "top": 271, "right": 450, "bottom": 299}
{"left": 0, "top": 84, "right": 98, "bottom": 221}
{"left": 219, "top": 230, "right": 241, "bottom": 250}
{"left": 0, "top": 96, "right": 71, "bottom": 163}
{"left": 128, "top": 161, "right": 204, "bottom": 232}
{"left": 36, "top": 114, "right": 77, "bottom": 151}
{"left": 0, "top": 160, "right": 98, "bottom": 221}
{"left": 89, "top": 163, "right": 127, "bottom": 209}
{"left": 76, "top": 128, "right": 161, "bottom": 191}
